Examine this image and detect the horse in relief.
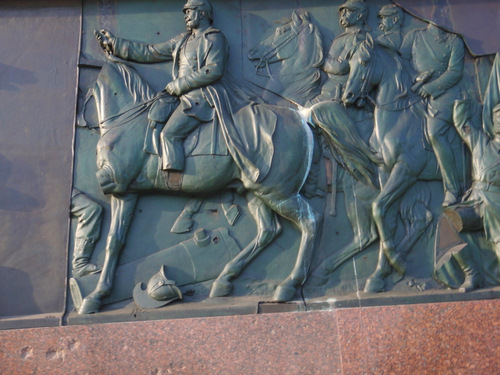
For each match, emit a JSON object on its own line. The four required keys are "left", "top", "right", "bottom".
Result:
{"left": 76, "top": 56, "right": 378, "bottom": 313}
{"left": 342, "top": 35, "right": 468, "bottom": 291}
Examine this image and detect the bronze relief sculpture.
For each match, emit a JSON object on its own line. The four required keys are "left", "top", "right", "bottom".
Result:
{"left": 70, "top": 0, "right": 499, "bottom": 317}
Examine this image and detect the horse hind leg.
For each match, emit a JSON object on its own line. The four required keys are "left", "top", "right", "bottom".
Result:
{"left": 310, "top": 178, "right": 378, "bottom": 286}
{"left": 209, "top": 193, "right": 282, "bottom": 298}
{"left": 265, "top": 193, "right": 317, "bottom": 302}
{"left": 365, "top": 163, "right": 419, "bottom": 293}
{"left": 398, "top": 183, "right": 433, "bottom": 259}
{"left": 365, "top": 185, "right": 433, "bottom": 293}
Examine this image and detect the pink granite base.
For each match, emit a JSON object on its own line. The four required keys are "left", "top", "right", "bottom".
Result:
{"left": 1, "top": 300, "right": 498, "bottom": 374}
{"left": 336, "top": 300, "right": 499, "bottom": 374}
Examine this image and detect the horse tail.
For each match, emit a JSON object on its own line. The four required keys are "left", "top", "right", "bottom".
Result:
{"left": 306, "top": 102, "right": 382, "bottom": 188}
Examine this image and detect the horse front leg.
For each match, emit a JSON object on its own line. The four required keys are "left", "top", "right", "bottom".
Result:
{"left": 79, "top": 193, "right": 138, "bottom": 314}
{"left": 210, "top": 193, "right": 282, "bottom": 298}
{"left": 310, "top": 177, "right": 378, "bottom": 286}
{"left": 271, "top": 194, "right": 318, "bottom": 302}
{"left": 365, "top": 162, "right": 416, "bottom": 292}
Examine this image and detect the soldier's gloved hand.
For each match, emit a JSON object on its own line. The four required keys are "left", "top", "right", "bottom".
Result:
{"left": 417, "top": 84, "right": 431, "bottom": 99}
{"left": 95, "top": 29, "right": 115, "bottom": 54}
{"left": 165, "top": 78, "right": 189, "bottom": 97}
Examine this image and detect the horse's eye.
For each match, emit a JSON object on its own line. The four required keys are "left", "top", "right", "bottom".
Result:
{"left": 359, "top": 58, "right": 367, "bottom": 66}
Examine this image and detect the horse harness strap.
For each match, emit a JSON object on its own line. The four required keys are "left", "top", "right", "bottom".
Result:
{"left": 100, "top": 97, "right": 157, "bottom": 129}
{"left": 364, "top": 94, "right": 423, "bottom": 112}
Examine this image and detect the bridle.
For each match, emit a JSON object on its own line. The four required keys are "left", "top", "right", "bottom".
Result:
{"left": 255, "top": 20, "right": 308, "bottom": 78}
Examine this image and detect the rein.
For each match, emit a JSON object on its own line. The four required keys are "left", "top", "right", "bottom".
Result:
{"left": 99, "top": 92, "right": 176, "bottom": 130}
{"left": 363, "top": 93, "right": 424, "bottom": 112}
{"left": 99, "top": 97, "right": 154, "bottom": 129}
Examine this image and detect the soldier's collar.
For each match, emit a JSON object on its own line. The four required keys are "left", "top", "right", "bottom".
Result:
{"left": 192, "top": 25, "right": 220, "bottom": 36}
{"left": 338, "top": 26, "right": 365, "bottom": 37}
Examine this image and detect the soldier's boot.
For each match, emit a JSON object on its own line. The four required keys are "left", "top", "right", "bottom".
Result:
{"left": 72, "top": 238, "right": 101, "bottom": 278}
{"left": 454, "top": 248, "right": 483, "bottom": 293}
{"left": 160, "top": 135, "right": 184, "bottom": 171}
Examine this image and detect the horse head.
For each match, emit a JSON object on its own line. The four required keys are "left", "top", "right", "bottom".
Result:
{"left": 248, "top": 10, "right": 322, "bottom": 74}
{"left": 91, "top": 60, "right": 178, "bottom": 195}
{"left": 343, "top": 33, "right": 377, "bottom": 108}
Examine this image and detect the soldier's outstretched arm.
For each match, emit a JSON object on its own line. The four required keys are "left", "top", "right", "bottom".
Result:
{"left": 95, "top": 29, "right": 182, "bottom": 64}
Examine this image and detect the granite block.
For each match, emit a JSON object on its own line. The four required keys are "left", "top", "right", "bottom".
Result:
{"left": 0, "top": 310, "right": 341, "bottom": 375}
{"left": 336, "top": 300, "right": 499, "bottom": 375}
{"left": 1, "top": 300, "right": 497, "bottom": 374}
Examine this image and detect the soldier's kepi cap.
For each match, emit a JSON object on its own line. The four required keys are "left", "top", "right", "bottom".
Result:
{"left": 378, "top": 4, "right": 401, "bottom": 17}
{"left": 183, "top": 0, "right": 213, "bottom": 21}
{"left": 133, "top": 265, "right": 183, "bottom": 309}
{"left": 339, "top": 0, "right": 367, "bottom": 13}
{"left": 183, "top": 0, "right": 212, "bottom": 12}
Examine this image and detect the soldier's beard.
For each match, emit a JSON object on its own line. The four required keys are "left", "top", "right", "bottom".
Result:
{"left": 339, "top": 18, "right": 349, "bottom": 28}
{"left": 186, "top": 18, "right": 200, "bottom": 31}
{"left": 493, "top": 121, "right": 500, "bottom": 137}
{"left": 339, "top": 17, "right": 356, "bottom": 28}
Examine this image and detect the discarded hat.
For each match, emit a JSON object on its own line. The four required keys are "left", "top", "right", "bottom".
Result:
{"left": 133, "top": 265, "right": 183, "bottom": 309}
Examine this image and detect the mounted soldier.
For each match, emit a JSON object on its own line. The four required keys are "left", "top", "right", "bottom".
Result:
{"left": 96, "top": 0, "right": 228, "bottom": 172}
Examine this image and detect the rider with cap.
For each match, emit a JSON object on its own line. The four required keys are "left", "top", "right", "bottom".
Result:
{"left": 96, "top": 0, "right": 227, "bottom": 172}
{"left": 315, "top": 0, "right": 368, "bottom": 109}
{"left": 376, "top": 4, "right": 405, "bottom": 52}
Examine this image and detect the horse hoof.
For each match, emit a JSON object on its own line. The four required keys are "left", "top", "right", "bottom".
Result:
{"left": 79, "top": 296, "right": 102, "bottom": 314}
{"left": 364, "top": 276, "right": 385, "bottom": 293}
{"left": 209, "top": 279, "right": 233, "bottom": 298}
{"left": 273, "top": 284, "right": 297, "bottom": 302}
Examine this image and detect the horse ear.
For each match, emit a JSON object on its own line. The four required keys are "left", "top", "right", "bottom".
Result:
{"left": 366, "top": 33, "right": 375, "bottom": 49}
{"left": 303, "top": 11, "right": 311, "bottom": 21}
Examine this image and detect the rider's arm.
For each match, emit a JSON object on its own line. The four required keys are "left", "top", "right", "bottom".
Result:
{"left": 111, "top": 34, "right": 185, "bottom": 63}
{"left": 323, "top": 39, "right": 349, "bottom": 75}
{"left": 422, "top": 35, "right": 465, "bottom": 100}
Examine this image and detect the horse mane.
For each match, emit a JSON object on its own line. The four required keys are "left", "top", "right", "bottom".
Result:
{"left": 294, "top": 12, "right": 324, "bottom": 69}
{"left": 108, "top": 57, "right": 156, "bottom": 104}
{"left": 372, "top": 42, "right": 410, "bottom": 100}
{"left": 269, "top": 12, "right": 324, "bottom": 104}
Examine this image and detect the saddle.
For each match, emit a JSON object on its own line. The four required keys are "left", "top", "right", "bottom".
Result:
{"left": 145, "top": 117, "right": 229, "bottom": 191}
